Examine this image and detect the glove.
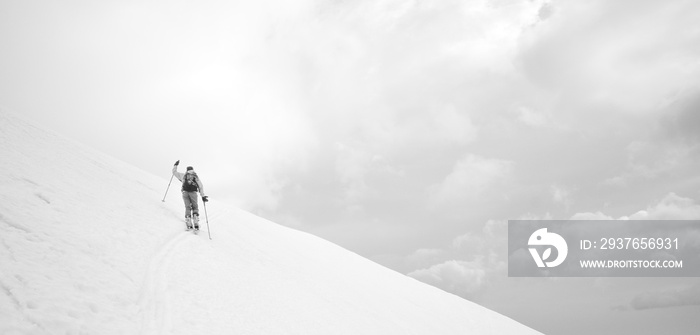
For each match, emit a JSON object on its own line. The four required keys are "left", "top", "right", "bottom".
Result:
{"left": 174, "top": 160, "right": 180, "bottom": 166}
{"left": 202, "top": 196, "right": 209, "bottom": 202}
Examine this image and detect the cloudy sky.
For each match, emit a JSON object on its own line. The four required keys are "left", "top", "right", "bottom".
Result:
{"left": 2, "top": 0, "right": 699, "bottom": 333}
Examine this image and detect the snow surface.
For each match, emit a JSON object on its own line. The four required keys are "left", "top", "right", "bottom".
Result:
{"left": 0, "top": 111, "right": 540, "bottom": 334}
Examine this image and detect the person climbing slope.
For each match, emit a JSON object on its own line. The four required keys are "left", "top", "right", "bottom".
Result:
{"left": 172, "top": 160, "right": 208, "bottom": 231}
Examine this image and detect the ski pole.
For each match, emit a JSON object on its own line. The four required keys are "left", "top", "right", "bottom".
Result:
{"left": 202, "top": 198, "right": 212, "bottom": 240}
{"left": 162, "top": 174, "right": 175, "bottom": 202}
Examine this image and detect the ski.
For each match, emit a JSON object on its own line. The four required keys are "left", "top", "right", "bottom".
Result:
{"left": 182, "top": 216, "right": 204, "bottom": 236}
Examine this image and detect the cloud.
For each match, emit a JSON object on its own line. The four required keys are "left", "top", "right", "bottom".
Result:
{"left": 569, "top": 211, "right": 614, "bottom": 220}
{"left": 550, "top": 184, "right": 574, "bottom": 209}
{"left": 604, "top": 139, "right": 697, "bottom": 187}
{"left": 334, "top": 142, "right": 373, "bottom": 201}
{"left": 628, "top": 193, "right": 700, "bottom": 220}
{"left": 630, "top": 283, "right": 700, "bottom": 310}
{"left": 243, "top": 0, "right": 546, "bottom": 225}
{"left": 602, "top": 89, "right": 700, "bottom": 188}
{"left": 571, "top": 193, "right": 700, "bottom": 220}
{"left": 517, "top": 106, "right": 548, "bottom": 128}
{"left": 428, "top": 154, "right": 513, "bottom": 207}
{"left": 659, "top": 93, "right": 700, "bottom": 144}
{"left": 432, "top": 106, "right": 479, "bottom": 145}
{"left": 380, "top": 105, "right": 478, "bottom": 147}
{"left": 518, "top": 0, "right": 700, "bottom": 115}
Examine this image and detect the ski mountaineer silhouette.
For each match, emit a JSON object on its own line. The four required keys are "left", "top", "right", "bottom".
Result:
{"left": 172, "top": 160, "right": 208, "bottom": 231}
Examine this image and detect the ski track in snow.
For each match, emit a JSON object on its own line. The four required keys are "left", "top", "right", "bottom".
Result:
{"left": 139, "top": 231, "right": 192, "bottom": 335}
{"left": 135, "top": 201, "right": 220, "bottom": 334}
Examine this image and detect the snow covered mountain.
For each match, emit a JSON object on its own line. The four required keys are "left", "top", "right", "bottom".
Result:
{"left": 0, "top": 111, "right": 540, "bottom": 334}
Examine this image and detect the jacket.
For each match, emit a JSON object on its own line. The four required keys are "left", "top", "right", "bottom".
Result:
{"left": 172, "top": 165, "right": 206, "bottom": 197}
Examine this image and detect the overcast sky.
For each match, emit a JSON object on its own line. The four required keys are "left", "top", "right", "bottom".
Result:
{"left": 2, "top": 0, "right": 700, "bottom": 334}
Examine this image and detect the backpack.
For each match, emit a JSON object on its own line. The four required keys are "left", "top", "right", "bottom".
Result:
{"left": 182, "top": 172, "right": 199, "bottom": 192}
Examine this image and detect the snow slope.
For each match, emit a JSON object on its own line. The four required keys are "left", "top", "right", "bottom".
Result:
{"left": 0, "top": 111, "right": 540, "bottom": 334}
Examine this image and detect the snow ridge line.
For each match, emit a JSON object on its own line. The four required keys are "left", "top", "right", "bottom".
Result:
{"left": 138, "top": 230, "right": 190, "bottom": 335}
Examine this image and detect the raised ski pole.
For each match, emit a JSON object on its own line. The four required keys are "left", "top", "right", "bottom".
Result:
{"left": 162, "top": 174, "right": 175, "bottom": 202}
{"left": 202, "top": 198, "right": 212, "bottom": 240}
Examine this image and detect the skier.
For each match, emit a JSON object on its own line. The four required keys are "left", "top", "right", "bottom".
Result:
{"left": 172, "top": 160, "right": 208, "bottom": 231}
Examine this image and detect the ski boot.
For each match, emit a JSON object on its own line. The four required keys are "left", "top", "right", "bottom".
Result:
{"left": 185, "top": 216, "right": 193, "bottom": 230}
{"left": 193, "top": 214, "right": 200, "bottom": 233}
